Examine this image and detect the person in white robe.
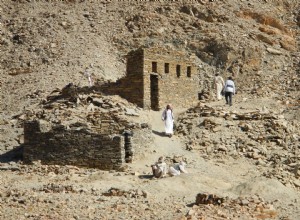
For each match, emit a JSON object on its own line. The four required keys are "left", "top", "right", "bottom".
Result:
{"left": 84, "top": 69, "right": 93, "bottom": 87}
{"left": 213, "top": 73, "right": 224, "bottom": 100}
{"left": 168, "top": 161, "right": 188, "bottom": 176}
{"left": 161, "top": 104, "right": 174, "bottom": 137}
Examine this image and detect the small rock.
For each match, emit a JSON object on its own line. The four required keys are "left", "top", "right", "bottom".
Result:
{"left": 241, "top": 199, "right": 249, "bottom": 206}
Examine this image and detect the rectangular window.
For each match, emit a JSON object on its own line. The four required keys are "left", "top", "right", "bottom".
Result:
{"left": 176, "top": 65, "right": 181, "bottom": 78}
{"left": 164, "top": 63, "right": 169, "bottom": 73}
{"left": 152, "top": 62, "right": 157, "bottom": 73}
{"left": 187, "top": 66, "right": 191, "bottom": 77}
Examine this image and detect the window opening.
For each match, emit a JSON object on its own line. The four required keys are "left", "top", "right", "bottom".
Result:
{"left": 152, "top": 62, "right": 157, "bottom": 73}
{"left": 176, "top": 65, "right": 181, "bottom": 78}
{"left": 164, "top": 63, "right": 169, "bottom": 73}
{"left": 187, "top": 66, "right": 191, "bottom": 77}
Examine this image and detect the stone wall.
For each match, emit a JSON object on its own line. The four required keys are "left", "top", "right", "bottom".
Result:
{"left": 143, "top": 47, "right": 199, "bottom": 109}
{"left": 23, "top": 120, "right": 125, "bottom": 170}
{"left": 101, "top": 47, "right": 199, "bottom": 110}
{"left": 101, "top": 49, "right": 144, "bottom": 107}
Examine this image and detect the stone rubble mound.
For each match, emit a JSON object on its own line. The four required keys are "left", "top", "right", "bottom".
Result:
{"left": 185, "top": 193, "right": 277, "bottom": 220}
{"left": 176, "top": 103, "right": 300, "bottom": 189}
{"left": 102, "top": 187, "right": 149, "bottom": 199}
{"left": 21, "top": 84, "right": 143, "bottom": 134}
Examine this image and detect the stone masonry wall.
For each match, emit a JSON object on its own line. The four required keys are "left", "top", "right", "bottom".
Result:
{"left": 101, "top": 49, "right": 144, "bottom": 107}
{"left": 23, "top": 120, "right": 125, "bottom": 170}
{"left": 143, "top": 48, "right": 199, "bottom": 109}
{"left": 101, "top": 47, "right": 199, "bottom": 110}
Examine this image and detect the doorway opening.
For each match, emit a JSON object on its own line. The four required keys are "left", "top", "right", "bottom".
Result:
{"left": 150, "top": 74, "right": 159, "bottom": 111}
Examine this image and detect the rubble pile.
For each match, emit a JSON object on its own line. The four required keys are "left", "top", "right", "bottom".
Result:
{"left": 102, "top": 187, "right": 149, "bottom": 199}
{"left": 195, "top": 193, "right": 225, "bottom": 205}
{"left": 0, "top": 171, "right": 186, "bottom": 220}
{"left": 186, "top": 193, "right": 277, "bottom": 220}
{"left": 21, "top": 85, "right": 142, "bottom": 134}
{"left": 176, "top": 103, "right": 300, "bottom": 188}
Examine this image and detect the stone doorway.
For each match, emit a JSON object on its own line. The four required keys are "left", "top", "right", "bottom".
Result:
{"left": 150, "top": 74, "right": 159, "bottom": 110}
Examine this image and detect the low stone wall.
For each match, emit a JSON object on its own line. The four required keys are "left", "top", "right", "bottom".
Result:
{"left": 23, "top": 120, "right": 125, "bottom": 170}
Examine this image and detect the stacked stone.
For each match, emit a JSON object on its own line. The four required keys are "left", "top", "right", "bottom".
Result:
{"left": 143, "top": 47, "right": 199, "bottom": 110}
{"left": 23, "top": 120, "right": 125, "bottom": 170}
{"left": 100, "top": 47, "right": 199, "bottom": 110}
{"left": 101, "top": 49, "right": 144, "bottom": 108}
{"left": 123, "top": 130, "right": 133, "bottom": 163}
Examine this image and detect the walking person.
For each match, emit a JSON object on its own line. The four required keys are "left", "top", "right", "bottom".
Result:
{"left": 223, "top": 76, "right": 236, "bottom": 106}
{"left": 161, "top": 104, "right": 174, "bottom": 137}
{"left": 213, "top": 73, "right": 224, "bottom": 100}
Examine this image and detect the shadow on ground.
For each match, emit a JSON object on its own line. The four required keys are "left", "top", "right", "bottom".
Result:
{"left": 152, "top": 130, "right": 166, "bottom": 137}
{"left": 0, "top": 145, "right": 23, "bottom": 163}
{"left": 186, "top": 202, "right": 195, "bottom": 207}
{"left": 138, "top": 174, "right": 154, "bottom": 179}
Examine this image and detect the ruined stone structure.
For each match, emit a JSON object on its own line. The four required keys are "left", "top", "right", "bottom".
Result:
{"left": 23, "top": 119, "right": 127, "bottom": 170}
{"left": 102, "top": 47, "right": 199, "bottom": 110}
{"left": 23, "top": 47, "right": 199, "bottom": 169}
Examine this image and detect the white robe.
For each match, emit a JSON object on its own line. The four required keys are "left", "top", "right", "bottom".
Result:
{"left": 168, "top": 163, "right": 187, "bottom": 176}
{"left": 214, "top": 76, "right": 224, "bottom": 100}
{"left": 162, "top": 109, "right": 174, "bottom": 135}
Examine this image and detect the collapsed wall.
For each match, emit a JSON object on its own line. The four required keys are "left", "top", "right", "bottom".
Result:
{"left": 23, "top": 120, "right": 125, "bottom": 170}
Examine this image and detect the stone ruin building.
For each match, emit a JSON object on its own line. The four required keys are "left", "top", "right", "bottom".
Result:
{"left": 23, "top": 84, "right": 135, "bottom": 170}
{"left": 23, "top": 47, "right": 199, "bottom": 170}
{"left": 102, "top": 47, "right": 199, "bottom": 110}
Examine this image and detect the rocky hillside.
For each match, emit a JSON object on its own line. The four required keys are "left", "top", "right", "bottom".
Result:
{"left": 0, "top": 1, "right": 299, "bottom": 219}
{"left": 1, "top": 0, "right": 299, "bottom": 115}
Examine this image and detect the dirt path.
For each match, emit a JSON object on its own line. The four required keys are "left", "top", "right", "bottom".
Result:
{"left": 129, "top": 108, "right": 207, "bottom": 172}
{"left": 126, "top": 107, "right": 300, "bottom": 218}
